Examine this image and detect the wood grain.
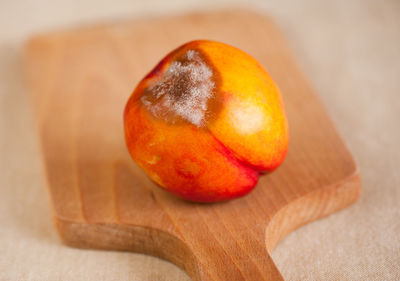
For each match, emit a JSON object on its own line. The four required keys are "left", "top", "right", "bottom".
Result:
{"left": 24, "top": 10, "right": 361, "bottom": 281}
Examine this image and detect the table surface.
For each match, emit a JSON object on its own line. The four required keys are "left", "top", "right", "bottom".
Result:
{"left": 1, "top": 0, "right": 399, "bottom": 280}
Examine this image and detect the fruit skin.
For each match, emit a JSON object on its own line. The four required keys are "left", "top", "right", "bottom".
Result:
{"left": 124, "top": 40, "right": 289, "bottom": 202}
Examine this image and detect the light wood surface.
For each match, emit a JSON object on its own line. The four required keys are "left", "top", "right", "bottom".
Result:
{"left": 24, "top": 10, "right": 361, "bottom": 281}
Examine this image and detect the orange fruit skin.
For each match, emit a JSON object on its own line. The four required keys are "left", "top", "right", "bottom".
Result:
{"left": 124, "top": 40, "right": 289, "bottom": 202}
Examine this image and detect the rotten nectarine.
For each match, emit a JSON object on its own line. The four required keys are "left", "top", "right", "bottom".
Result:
{"left": 124, "top": 40, "right": 288, "bottom": 202}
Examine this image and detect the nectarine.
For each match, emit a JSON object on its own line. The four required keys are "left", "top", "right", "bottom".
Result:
{"left": 124, "top": 40, "right": 288, "bottom": 202}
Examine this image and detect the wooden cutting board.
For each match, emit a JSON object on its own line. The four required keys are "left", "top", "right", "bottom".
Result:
{"left": 24, "top": 10, "right": 361, "bottom": 281}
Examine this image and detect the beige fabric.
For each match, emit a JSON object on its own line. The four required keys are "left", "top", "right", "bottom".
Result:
{"left": 1, "top": 0, "right": 399, "bottom": 280}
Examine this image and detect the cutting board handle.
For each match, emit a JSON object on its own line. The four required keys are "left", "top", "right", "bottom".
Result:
{"left": 186, "top": 233, "right": 284, "bottom": 280}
